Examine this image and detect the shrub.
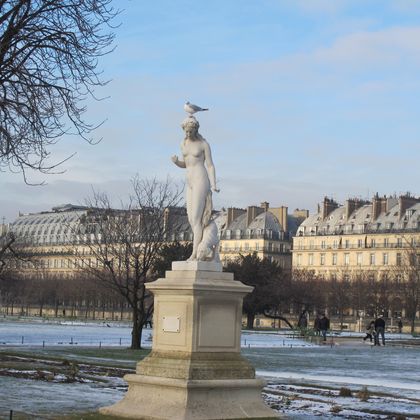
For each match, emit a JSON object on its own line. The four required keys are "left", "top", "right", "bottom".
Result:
{"left": 357, "top": 386, "right": 370, "bottom": 401}
{"left": 339, "top": 387, "right": 352, "bottom": 397}
{"left": 330, "top": 405, "right": 342, "bottom": 413}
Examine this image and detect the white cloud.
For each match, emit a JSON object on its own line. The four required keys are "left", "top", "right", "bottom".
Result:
{"left": 312, "top": 26, "right": 420, "bottom": 68}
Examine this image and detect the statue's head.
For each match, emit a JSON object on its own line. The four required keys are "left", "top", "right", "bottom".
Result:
{"left": 181, "top": 116, "right": 199, "bottom": 139}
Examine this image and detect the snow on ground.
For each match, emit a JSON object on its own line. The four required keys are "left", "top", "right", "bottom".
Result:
{"left": 0, "top": 319, "right": 316, "bottom": 348}
{"left": 1, "top": 319, "right": 419, "bottom": 418}
{"left": 0, "top": 375, "right": 124, "bottom": 418}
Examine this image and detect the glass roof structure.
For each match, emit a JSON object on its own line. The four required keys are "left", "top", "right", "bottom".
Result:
{"left": 10, "top": 204, "right": 88, "bottom": 246}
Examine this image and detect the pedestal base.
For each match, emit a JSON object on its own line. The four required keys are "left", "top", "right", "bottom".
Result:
{"left": 100, "top": 374, "right": 279, "bottom": 420}
{"left": 100, "top": 264, "right": 279, "bottom": 419}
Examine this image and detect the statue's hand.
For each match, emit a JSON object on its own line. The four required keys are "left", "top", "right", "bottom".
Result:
{"left": 171, "top": 155, "right": 178, "bottom": 164}
{"left": 212, "top": 187, "right": 220, "bottom": 193}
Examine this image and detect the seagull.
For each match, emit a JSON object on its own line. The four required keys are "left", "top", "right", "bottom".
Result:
{"left": 184, "top": 101, "right": 209, "bottom": 116}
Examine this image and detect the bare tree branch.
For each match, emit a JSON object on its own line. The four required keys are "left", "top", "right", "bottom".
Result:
{"left": 0, "top": 0, "right": 119, "bottom": 181}
{"left": 70, "top": 177, "right": 184, "bottom": 349}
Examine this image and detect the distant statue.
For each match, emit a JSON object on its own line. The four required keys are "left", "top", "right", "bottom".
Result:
{"left": 171, "top": 116, "right": 220, "bottom": 261}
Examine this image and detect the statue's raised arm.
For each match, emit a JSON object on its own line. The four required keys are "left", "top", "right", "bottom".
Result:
{"left": 171, "top": 115, "right": 220, "bottom": 262}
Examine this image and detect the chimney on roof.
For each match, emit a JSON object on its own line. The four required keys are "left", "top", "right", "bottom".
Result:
{"left": 268, "top": 206, "right": 288, "bottom": 232}
{"left": 293, "top": 209, "right": 309, "bottom": 221}
{"left": 345, "top": 198, "right": 369, "bottom": 221}
{"left": 260, "top": 201, "right": 269, "bottom": 212}
{"left": 247, "top": 206, "right": 264, "bottom": 227}
{"left": 321, "top": 197, "right": 338, "bottom": 220}
{"left": 227, "top": 207, "right": 246, "bottom": 227}
{"left": 292, "top": 209, "right": 309, "bottom": 229}
{"left": 372, "top": 193, "right": 388, "bottom": 220}
{"left": 398, "top": 193, "right": 420, "bottom": 218}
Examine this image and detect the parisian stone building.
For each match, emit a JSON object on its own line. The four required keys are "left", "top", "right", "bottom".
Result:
{"left": 6, "top": 204, "right": 192, "bottom": 276}
{"left": 219, "top": 202, "right": 308, "bottom": 269}
{"left": 293, "top": 194, "right": 420, "bottom": 280}
{"left": 5, "top": 201, "right": 308, "bottom": 275}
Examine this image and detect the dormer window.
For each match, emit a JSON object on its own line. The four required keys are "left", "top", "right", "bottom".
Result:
{"left": 407, "top": 209, "right": 415, "bottom": 218}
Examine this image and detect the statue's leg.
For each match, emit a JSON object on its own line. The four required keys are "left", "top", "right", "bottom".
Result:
{"left": 186, "top": 186, "right": 193, "bottom": 227}
{"left": 188, "top": 184, "right": 207, "bottom": 261}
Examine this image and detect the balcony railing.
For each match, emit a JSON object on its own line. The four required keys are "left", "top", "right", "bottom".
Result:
{"left": 292, "top": 243, "right": 419, "bottom": 251}
{"left": 220, "top": 246, "right": 291, "bottom": 255}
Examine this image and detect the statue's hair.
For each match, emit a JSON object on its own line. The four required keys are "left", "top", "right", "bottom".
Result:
{"left": 182, "top": 116, "right": 204, "bottom": 141}
{"left": 181, "top": 116, "right": 199, "bottom": 130}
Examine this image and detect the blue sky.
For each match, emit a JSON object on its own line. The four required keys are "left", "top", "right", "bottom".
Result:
{"left": 2, "top": 0, "right": 420, "bottom": 221}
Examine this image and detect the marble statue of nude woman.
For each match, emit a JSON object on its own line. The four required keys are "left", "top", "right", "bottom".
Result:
{"left": 171, "top": 116, "right": 219, "bottom": 261}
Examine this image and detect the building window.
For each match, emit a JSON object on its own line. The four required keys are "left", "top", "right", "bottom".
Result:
{"left": 344, "top": 253, "right": 350, "bottom": 265}
{"left": 370, "top": 253, "right": 375, "bottom": 265}
{"left": 357, "top": 239, "right": 363, "bottom": 248}
{"left": 255, "top": 242, "right": 259, "bottom": 251}
{"left": 370, "top": 238, "right": 376, "bottom": 248}
{"left": 320, "top": 253, "right": 325, "bottom": 265}
{"left": 383, "top": 253, "right": 389, "bottom": 265}
{"left": 268, "top": 242, "right": 273, "bottom": 252}
{"left": 384, "top": 238, "right": 389, "bottom": 247}
{"left": 309, "top": 240, "right": 314, "bottom": 250}
{"left": 321, "top": 240, "right": 326, "bottom": 249}
{"left": 396, "top": 253, "right": 402, "bottom": 266}
{"left": 357, "top": 253, "right": 363, "bottom": 265}
{"left": 333, "top": 240, "right": 338, "bottom": 249}
{"left": 397, "top": 238, "right": 403, "bottom": 248}
{"left": 345, "top": 239, "right": 350, "bottom": 249}
{"left": 332, "top": 253, "right": 337, "bottom": 265}
{"left": 308, "top": 253, "right": 313, "bottom": 265}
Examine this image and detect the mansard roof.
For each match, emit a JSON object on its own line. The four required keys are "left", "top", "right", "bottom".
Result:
{"left": 297, "top": 198, "right": 420, "bottom": 236}
{"left": 225, "top": 211, "right": 282, "bottom": 233}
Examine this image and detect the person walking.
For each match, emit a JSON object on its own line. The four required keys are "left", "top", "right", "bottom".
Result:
{"left": 363, "top": 320, "right": 375, "bottom": 343}
{"left": 374, "top": 314, "right": 386, "bottom": 346}
{"left": 319, "top": 314, "right": 330, "bottom": 342}
{"left": 313, "top": 314, "right": 321, "bottom": 336}
{"left": 398, "top": 319, "right": 403, "bottom": 334}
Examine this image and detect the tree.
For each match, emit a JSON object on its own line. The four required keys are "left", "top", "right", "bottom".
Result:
{"left": 0, "top": 232, "right": 15, "bottom": 273}
{"left": 0, "top": 0, "right": 118, "bottom": 179}
{"left": 327, "top": 271, "right": 352, "bottom": 330}
{"left": 152, "top": 241, "right": 193, "bottom": 279}
{"left": 290, "top": 269, "right": 327, "bottom": 326}
{"left": 225, "top": 253, "right": 284, "bottom": 329}
{"left": 399, "top": 245, "right": 420, "bottom": 333}
{"left": 74, "top": 177, "right": 183, "bottom": 349}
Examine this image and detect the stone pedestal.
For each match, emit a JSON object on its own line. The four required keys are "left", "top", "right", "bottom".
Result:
{"left": 100, "top": 261, "right": 279, "bottom": 419}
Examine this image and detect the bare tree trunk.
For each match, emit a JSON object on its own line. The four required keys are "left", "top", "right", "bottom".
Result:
{"left": 246, "top": 312, "right": 255, "bottom": 329}
{"left": 131, "top": 305, "right": 141, "bottom": 349}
